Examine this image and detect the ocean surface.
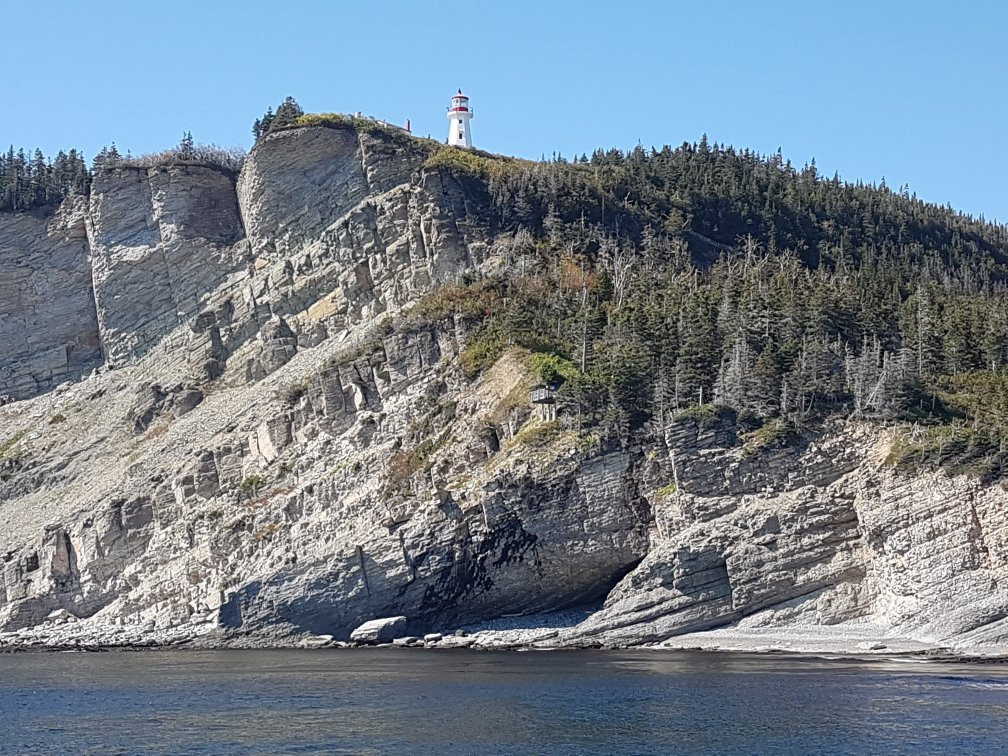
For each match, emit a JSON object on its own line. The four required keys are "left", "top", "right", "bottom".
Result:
{"left": 1, "top": 649, "right": 1006, "bottom": 754}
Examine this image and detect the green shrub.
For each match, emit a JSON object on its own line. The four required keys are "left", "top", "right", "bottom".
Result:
{"left": 293, "top": 112, "right": 376, "bottom": 133}
{"left": 655, "top": 482, "right": 678, "bottom": 499}
{"left": 512, "top": 420, "right": 562, "bottom": 448}
{"left": 742, "top": 417, "right": 798, "bottom": 455}
{"left": 404, "top": 280, "right": 504, "bottom": 330}
{"left": 674, "top": 404, "right": 734, "bottom": 430}
{"left": 254, "top": 522, "right": 281, "bottom": 541}
{"left": 272, "top": 113, "right": 433, "bottom": 152}
{"left": 523, "top": 352, "right": 580, "bottom": 387}
{"left": 932, "top": 371, "right": 1008, "bottom": 425}
{"left": 323, "top": 337, "right": 385, "bottom": 371}
{"left": 240, "top": 475, "right": 264, "bottom": 496}
{"left": 388, "top": 439, "right": 437, "bottom": 484}
{"left": 460, "top": 335, "right": 507, "bottom": 377}
{"left": 886, "top": 424, "right": 1007, "bottom": 482}
{"left": 284, "top": 381, "right": 308, "bottom": 405}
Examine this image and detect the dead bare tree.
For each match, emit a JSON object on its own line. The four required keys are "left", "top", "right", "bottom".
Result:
{"left": 600, "top": 238, "right": 635, "bottom": 311}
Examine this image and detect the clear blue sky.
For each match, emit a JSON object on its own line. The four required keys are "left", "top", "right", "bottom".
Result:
{"left": 5, "top": 0, "right": 1007, "bottom": 221}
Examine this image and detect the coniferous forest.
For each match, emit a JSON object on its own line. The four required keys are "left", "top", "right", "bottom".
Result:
{"left": 4, "top": 115, "right": 1008, "bottom": 478}
{"left": 0, "top": 146, "right": 89, "bottom": 212}
{"left": 413, "top": 137, "right": 1008, "bottom": 480}
{"left": 0, "top": 135, "right": 241, "bottom": 212}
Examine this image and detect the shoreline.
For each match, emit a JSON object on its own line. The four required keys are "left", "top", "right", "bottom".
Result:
{"left": 4, "top": 607, "right": 1007, "bottom": 662}
{"left": 2, "top": 636, "right": 1007, "bottom": 665}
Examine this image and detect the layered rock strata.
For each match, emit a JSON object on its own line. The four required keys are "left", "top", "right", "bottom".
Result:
{"left": 570, "top": 419, "right": 1008, "bottom": 650}
{"left": 86, "top": 164, "right": 247, "bottom": 367}
{"left": 0, "top": 197, "right": 100, "bottom": 399}
{"left": 1, "top": 123, "right": 1007, "bottom": 654}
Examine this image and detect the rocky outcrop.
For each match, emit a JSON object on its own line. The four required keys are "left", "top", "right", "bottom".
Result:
{"left": 0, "top": 123, "right": 575, "bottom": 645}
{"left": 0, "top": 197, "right": 100, "bottom": 399}
{"left": 567, "top": 419, "right": 1008, "bottom": 651}
{"left": 232, "top": 126, "right": 492, "bottom": 340}
{"left": 0, "top": 324, "right": 651, "bottom": 646}
{"left": 859, "top": 472, "right": 1008, "bottom": 645}
{"left": 0, "top": 125, "right": 495, "bottom": 402}
{"left": 219, "top": 443, "right": 648, "bottom": 638}
{"left": 0, "top": 497, "right": 155, "bottom": 630}
{"left": 126, "top": 381, "right": 203, "bottom": 433}
{"left": 87, "top": 164, "right": 247, "bottom": 368}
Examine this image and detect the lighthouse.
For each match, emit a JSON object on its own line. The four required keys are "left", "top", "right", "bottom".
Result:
{"left": 447, "top": 89, "right": 474, "bottom": 148}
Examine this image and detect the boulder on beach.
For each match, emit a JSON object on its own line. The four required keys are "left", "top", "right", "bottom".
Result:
{"left": 350, "top": 616, "right": 408, "bottom": 644}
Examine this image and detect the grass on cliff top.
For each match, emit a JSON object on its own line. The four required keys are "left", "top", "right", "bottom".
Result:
{"left": 260, "top": 112, "right": 383, "bottom": 138}
{"left": 268, "top": 113, "right": 441, "bottom": 152}
{"left": 264, "top": 111, "right": 533, "bottom": 182}
{"left": 106, "top": 145, "right": 246, "bottom": 176}
{"left": 424, "top": 145, "right": 534, "bottom": 179}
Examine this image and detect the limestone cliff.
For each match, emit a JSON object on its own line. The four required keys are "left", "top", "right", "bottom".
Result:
{"left": 0, "top": 197, "right": 100, "bottom": 400}
{"left": 87, "top": 163, "right": 246, "bottom": 367}
{"left": 0, "top": 123, "right": 1006, "bottom": 654}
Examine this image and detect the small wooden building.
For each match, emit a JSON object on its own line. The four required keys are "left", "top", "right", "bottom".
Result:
{"left": 530, "top": 384, "right": 557, "bottom": 421}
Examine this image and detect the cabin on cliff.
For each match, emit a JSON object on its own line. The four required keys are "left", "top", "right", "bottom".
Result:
{"left": 530, "top": 384, "right": 557, "bottom": 422}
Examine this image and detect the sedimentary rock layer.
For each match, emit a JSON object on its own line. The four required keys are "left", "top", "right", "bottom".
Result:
{"left": 0, "top": 197, "right": 100, "bottom": 399}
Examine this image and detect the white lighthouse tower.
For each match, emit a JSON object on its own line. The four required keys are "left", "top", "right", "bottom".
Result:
{"left": 447, "top": 89, "right": 474, "bottom": 148}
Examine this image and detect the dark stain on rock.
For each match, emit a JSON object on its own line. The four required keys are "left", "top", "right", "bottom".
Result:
{"left": 417, "top": 512, "right": 540, "bottom": 616}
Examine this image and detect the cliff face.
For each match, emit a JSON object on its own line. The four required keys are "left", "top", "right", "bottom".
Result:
{"left": 87, "top": 164, "right": 247, "bottom": 368}
{"left": 0, "top": 124, "right": 1006, "bottom": 653}
{"left": 571, "top": 419, "right": 1008, "bottom": 649}
{"left": 0, "top": 197, "right": 100, "bottom": 400}
{"left": 0, "top": 125, "right": 642, "bottom": 643}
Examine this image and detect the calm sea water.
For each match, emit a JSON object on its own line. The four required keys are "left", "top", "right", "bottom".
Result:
{"left": 0, "top": 649, "right": 1006, "bottom": 754}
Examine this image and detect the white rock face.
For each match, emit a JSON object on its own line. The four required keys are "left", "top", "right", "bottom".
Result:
{"left": 861, "top": 472, "right": 1008, "bottom": 645}
{"left": 0, "top": 196, "right": 100, "bottom": 399}
{"left": 1, "top": 123, "right": 1007, "bottom": 654}
{"left": 87, "top": 164, "right": 247, "bottom": 367}
{"left": 0, "top": 125, "right": 647, "bottom": 647}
